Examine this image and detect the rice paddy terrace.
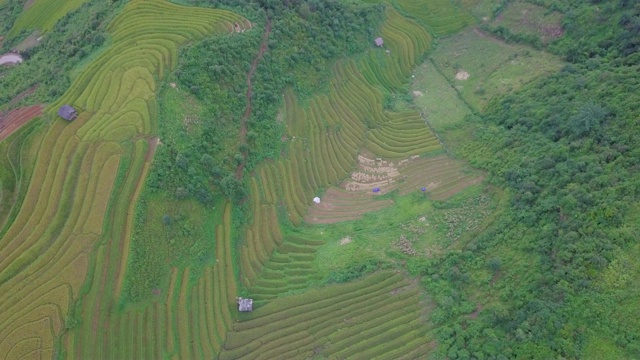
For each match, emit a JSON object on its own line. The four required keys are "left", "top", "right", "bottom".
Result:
{"left": 0, "top": 0, "right": 246, "bottom": 358}
{"left": 8, "top": 0, "right": 89, "bottom": 36}
{"left": 0, "top": 0, "right": 483, "bottom": 359}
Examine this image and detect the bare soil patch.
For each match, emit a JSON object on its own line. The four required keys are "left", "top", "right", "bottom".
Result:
{"left": 23, "top": 0, "right": 36, "bottom": 10}
{"left": 0, "top": 105, "right": 43, "bottom": 141}
{"left": 0, "top": 53, "right": 23, "bottom": 66}
{"left": 13, "top": 31, "right": 42, "bottom": 52}
{"left": 412, "top": 90, "right": 423, "bottom": 97}
{"left": 455, "top": 70, "right": 470, "bottom": 80}
{"left": 182, "top": 115, "right": 200, "bottom": 132}
{"left": 146, "top": 137, "right": 159, "bottom": 162}
{"left": 470, "top": 304, "right": 483, "bottom": 319}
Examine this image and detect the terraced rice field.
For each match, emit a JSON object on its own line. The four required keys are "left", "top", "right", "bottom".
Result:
{"left": 396, "top": 154, "right": 483, "bottom": 198}
{"left": 0, "top": 1, "right": 245, "bottom": 358}
{"left": 365, "top": 111, "right": 441, "bottom": 158}
{"left": 8, "top": 0, "right": 89, "bottom": 35}
{"left": 238, "top": 8, "right": 434, "bottom": 293}
{"left": 222, "top": 271, "right": 434, "bottom": 359}
{"left": 0, "top": 119, "right": 42, "bottom": 244}
{"left": 396, "top": 0, "right": 474, "bottom": 36}
{"left": 304, "top": 152, "right": 482, "bottom": 224}
{"left": 1, "top": 0, "right": 483, "bottom": 357}
{"left": 62, "top": 201, "right": 237, "bottom": 359}
{"left": 238, "top": 0, "right": 485, "bottom": 311}
{"left": 251, "top": 8, "right": 433, "bottom": 226}
{"left": 305, "top": 187, "right": 394, "bottom": 224}
{"left": 238, "top": 6, "right": 482, "bottom": 344}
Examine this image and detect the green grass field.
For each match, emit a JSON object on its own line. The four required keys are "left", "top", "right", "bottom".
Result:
{"left": 411, "top": 59, "right": 473, "bottom": 131}
{"left": 429, "top": 27, "right": 563, "bottom": 111}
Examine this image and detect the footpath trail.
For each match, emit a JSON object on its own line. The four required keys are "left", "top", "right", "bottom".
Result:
{"left": 235, "top": 18, "right": 271, "bottom": 180}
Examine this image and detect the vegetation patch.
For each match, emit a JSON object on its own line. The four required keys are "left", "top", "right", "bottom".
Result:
{"left": 123, "top": 197, "right": 221, "bottom": 304}
{"left": 312, "top": 185, "right": 497, "bottom": 279}
{"left": 411, "top": 59, "right": 473, "bottom": 131}
{"left": 489, "top": 0, "right": 564, "bottom": 46}
{"left": 430, "top": 27, "right": 563, "bottom": 110}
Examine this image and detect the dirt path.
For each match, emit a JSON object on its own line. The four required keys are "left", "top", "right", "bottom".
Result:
{"left": 0, "top": 105, "right": 43, "bottom": 142}
{"left": 235, "top": 19, "right": 271, "bottom": 180}
{"left": 472, "top": 27, "right": 507, "bottom": 45}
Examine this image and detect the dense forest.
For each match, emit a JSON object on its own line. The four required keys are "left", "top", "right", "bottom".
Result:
{"left": 416, "top": 1, "right": 640, "bottom": 358}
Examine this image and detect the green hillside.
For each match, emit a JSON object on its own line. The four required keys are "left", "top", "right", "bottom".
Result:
{"left": 0, "top": 0, "right": 638, "bottom": 359}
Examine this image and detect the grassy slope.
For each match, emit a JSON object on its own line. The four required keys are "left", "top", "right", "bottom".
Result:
{"left": 430, "top": 27, "right": 563, "bottom": 111}
{"left": 411, "top": 59, "right": 472, "bottom": 131}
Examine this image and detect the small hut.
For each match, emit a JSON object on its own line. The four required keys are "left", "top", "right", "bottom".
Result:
{"left": 374, "top": 37, "right": 384, "bottom": 47}
{"left": 58, "top": 105, "right": 78, "bottom": 121}
{"left": 238, "top": 297, "right": 253, "bottom": 312}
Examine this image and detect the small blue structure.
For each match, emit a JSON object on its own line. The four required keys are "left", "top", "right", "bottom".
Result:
{"left": 421, "top": 187, "right": 427, "bottom": 192}
{"left": 372, "top": 187, "right": 381, "bottom": 193}
{"left": 58, "top": 105, "right": 78, "bottom": 121}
